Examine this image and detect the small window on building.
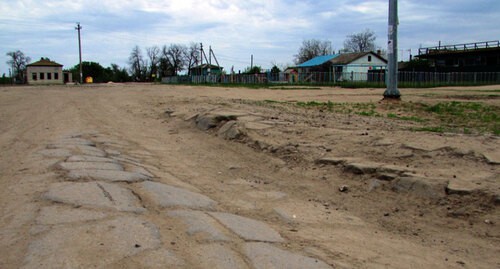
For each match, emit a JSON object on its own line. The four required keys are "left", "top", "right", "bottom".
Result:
{"left": 32, "top": 73, "right": 37, "bottom": 81}
{"left": 40, "top": 73, "right": 45, "bottom": 80}
{"left": 54, "top": 72, "right": 59, "bottom": 80}
{"left": 47, "top": 73, "right": 52, "bottom": 80}
{"left": 368, "top": 55, "right": 372, "bottom": 62}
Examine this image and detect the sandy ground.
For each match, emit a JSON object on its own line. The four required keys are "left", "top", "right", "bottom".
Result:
{"left": 0, "top": 83, "right": 498, "bottom": 268}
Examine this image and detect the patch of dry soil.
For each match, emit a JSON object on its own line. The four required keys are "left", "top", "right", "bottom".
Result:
{"left": 0, "top": 84, "right": 498, "bottom": 269}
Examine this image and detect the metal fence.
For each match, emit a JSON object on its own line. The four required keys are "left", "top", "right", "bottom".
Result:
{"left": 162, "top": 71, "right": 500, "bottom": 87}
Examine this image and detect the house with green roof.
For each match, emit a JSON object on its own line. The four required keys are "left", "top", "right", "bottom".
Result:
{"left": 189, "top": 63, "right": 223, "bottom": 76}
{"left": 26, "top": 58, "right": 69, "bottom": 85}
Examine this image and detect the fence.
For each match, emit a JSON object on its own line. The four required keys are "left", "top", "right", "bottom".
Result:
{"left": 418, "top": 40, "right": 500, "bottom": 55}
{"left": 162, "top": 71, "right": 500, "bottom": 87}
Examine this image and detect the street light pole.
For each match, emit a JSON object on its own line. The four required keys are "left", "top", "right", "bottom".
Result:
{"left": 76, "top": 22, "right": 83, "bottom": 84}
{"left": 384, "top": 0, "right": 401, "bottom": 99}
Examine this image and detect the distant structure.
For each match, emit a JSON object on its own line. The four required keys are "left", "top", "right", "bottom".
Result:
{"left": 189, "top": 64, "right": 223, "bottom": 76}
{"left": 189, "top": 43, "right": 223, "bottom": 76}
{"left": 26, "top": 58, "right": 72, "bottom": 85}
{"left": 296, "top": 51, "right": 387, "bottom": 81}
{"left": 417, "top": 40, "right": 500, "bottom": 72}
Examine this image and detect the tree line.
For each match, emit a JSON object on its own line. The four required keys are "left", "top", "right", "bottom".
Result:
{"left": 128, "top": 43, "right": 201, "bottom": 82}
{"left": 2, "top": 50, "right": 132, "bottom": 84}
{"left": 4, "top": 28, "right": 402, "bottom": 84}
{"left": 69, "top": 62, "right": 131, "bottom": 83}
{"left": 294, "top": 29, "right": 379, "bottom": 64}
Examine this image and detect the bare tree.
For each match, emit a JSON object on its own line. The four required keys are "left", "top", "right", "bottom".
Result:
{"left": 166, "top": 44, "right": 187, "bottom": 76}
{"left": 146, "top": 46, "right": 160, "bottom": 80}
{"left": 159, "top": 45, "right": 173, "bottom": 77}
{"left": 6, "top": 50, "right": 31, "bottom": 82}
{"left": 128, "top": 45, "right": 146, "bottom": 81}
{"left": 343, "top": 29, "right": 377, "bottom": 53}
{"left": 294, "top": 39, "right": 333, "bottom": 65}
{"left": 184, "top": 43, "right": 200, "bottom": 75}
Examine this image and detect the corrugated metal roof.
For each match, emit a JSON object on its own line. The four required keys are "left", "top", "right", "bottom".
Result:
{"left": 297, "top": 54, "right": 338, "bottom": 67}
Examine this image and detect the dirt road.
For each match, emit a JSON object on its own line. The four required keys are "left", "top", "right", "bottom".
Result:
{"left": 0, "top": 84, "right": 498, "bottom": 268}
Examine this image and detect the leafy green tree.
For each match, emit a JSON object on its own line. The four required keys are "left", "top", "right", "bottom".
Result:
{"left": 270, "top": 65, "right": 280, "bottom": 73}
{"left": 70, "top": 62, "right": 131, "bottom": 83}
{"left": 0, "top": 73, "right": 9, "bottom": 84}
{"left": 108, "top": 64, "right": 131, "bottom": 82}
{"left": 69, "top": 62, "right": 106, "bottom": 83}
{"left": 244, "top": 66, "right": 262, "bottom": 74}
{"left": 401, "top": 59, "right": 431, "bottom": 72}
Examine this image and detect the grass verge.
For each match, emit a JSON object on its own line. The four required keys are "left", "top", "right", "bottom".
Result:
{"left": 287, "top": 100, "right": 499, "bottom": 135}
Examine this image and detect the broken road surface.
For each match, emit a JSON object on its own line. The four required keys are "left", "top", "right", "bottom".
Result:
{"left": 1, "top": 84, "right": 498, "bottom": 268}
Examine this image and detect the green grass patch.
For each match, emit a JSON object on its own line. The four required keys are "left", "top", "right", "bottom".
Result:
{"left": 415, "top": 101, "right": 498, "bottom": 134}
{"left": 291, "top": 99, "right": 498, "bottom": 135}
{"left": 424, "top": 101, "right": 498, "bottom": 123}
{"left": 387, "top": 113, "right": 427, "bottom": 123}
{"left": 296, "top": 101, "right": 336, "bottom": 111}
{"left": 269, "top": 86, "right": 322, "bottom": 90}
{"left": 470, "top": 89, "right": 500, "bottom": 93}
{"left": 243, "top": 96, "right": 499, "bottom": 136}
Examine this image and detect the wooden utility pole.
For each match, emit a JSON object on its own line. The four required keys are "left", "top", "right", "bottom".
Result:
{"left": 75, "top": 23, "right": 83, "bottom": 84}
{"left": 209, "top": 47, "right": 220, "bottom": 68}
{"left": 208, "top": 46, "right": 212, "bottom": 68}
{"left": 383, "top": 0, "right": 401, "bottom": 99}
{"left": 200, "top": 43, "right": 204, "bottom": 66}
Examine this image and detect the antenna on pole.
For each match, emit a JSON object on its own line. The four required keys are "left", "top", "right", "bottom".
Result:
{"left": 383, "top": 0, "right": 401, "bottom": 99}
{"left": 75, "top": 22, "right": 83, "bottom": 84}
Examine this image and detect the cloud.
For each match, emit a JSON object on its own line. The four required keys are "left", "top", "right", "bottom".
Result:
{"left": 1, "top": 0, "right": 500, "bottom": 75}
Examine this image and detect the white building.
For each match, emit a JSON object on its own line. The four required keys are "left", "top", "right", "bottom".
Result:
{"left": 26, "top": 58, "right": 67, "bottom": 85}
{"left": 296, "top": 51, "right": 387, "bottom": 82}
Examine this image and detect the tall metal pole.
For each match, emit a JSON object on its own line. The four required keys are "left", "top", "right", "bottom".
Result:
{"left": 76, "top": 22, "right": 83, "bottom": 84}
{"left": 384, "top": 0, "right": 401, "bottom": 99}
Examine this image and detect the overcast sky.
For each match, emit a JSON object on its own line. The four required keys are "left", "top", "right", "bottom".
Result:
{"left": 1, "top": 0, "right": 499, "bottom": 75}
